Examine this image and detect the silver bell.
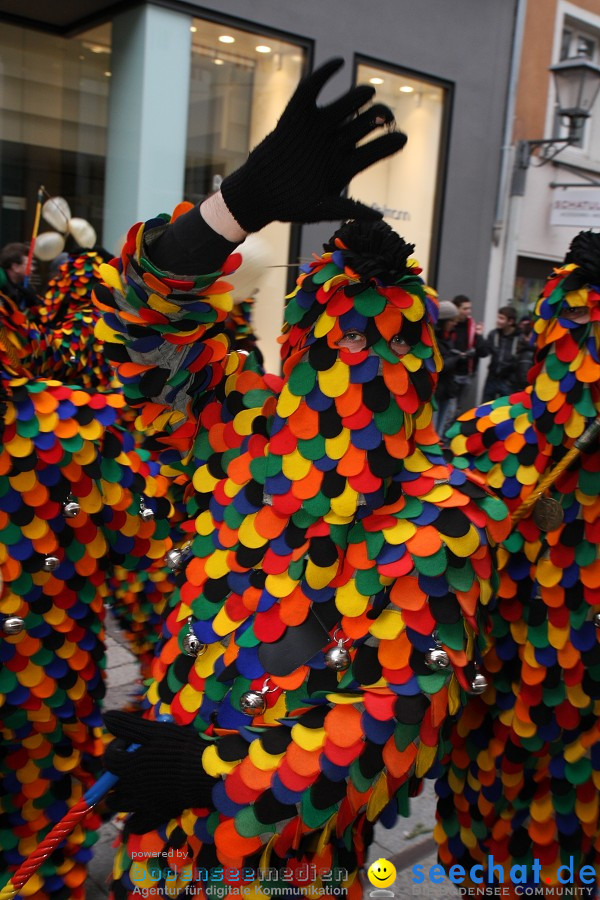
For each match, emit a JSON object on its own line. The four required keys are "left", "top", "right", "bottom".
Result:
{"left": 2, "top": 616, "right": 25, "bottom": 635}
{"left": 239, "top": 690, "right": 268, "bottom": 717}
{"left": 239, "top": 677, "right": 274, "bottom": 717}
{"left": 139, "top": 499, "right": 155, "bottom": 521}
{"left": 166, "top": 545, "right": 191, "bottom": 573}
{"left": 43, "top": 555, "right": 60, "bottom": 572}
{"left": 182, "top": 618, "right": 206, "bottom": 658}
{"left": 69, "top": 355, "right": 78, "bottom": 364}
{"left": 469, "top": 673, "right": 489, "bottom": 695}
{"left": 593, "top": 613, "right": 600, "bottom": 628}
{"left": 166, "top": 548, "right": 183, "bottom": 571}
{"left": 63, "top": 496, "right": 80, "bottom": 518}
{"left": 425, "top": 648, "right": 450, "bottom": 669}
{"left": 325, "top": 642, "right": 351, "bottom": 671}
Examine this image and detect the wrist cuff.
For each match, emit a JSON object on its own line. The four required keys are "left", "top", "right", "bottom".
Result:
{"left": 148, "top": 205, "right": 239, "bottom": 275}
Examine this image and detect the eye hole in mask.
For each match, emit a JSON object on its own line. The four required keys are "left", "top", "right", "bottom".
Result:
{"left": 336, "top": 330, "right": 410, "bottom": 357}
{"left": 560, "top": 306, "right": 590, "bottom": 324}
{"left": 336, "top": 331, "right": 367, "bottom": 353}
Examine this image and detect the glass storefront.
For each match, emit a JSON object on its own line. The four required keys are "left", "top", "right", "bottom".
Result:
{"left": 514, "top": 255, "right": 554, "bottom": 317}
{"left": 185, "top": 20, "right": 306, "bottom": 372}
{"left": 350, "top": 60, "right": 449, "bottom": 283}
{"left": 0, "top": 22, "right": 111, "bottom": 246}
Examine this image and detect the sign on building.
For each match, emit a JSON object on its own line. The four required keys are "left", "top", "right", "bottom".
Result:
{"left": 550, "top": 188, "right": 600, "bottom": 227}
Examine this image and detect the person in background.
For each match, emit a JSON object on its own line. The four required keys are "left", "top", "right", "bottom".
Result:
{"left": 433, "top": 299, "right": 461, "bottom": 440}
{"left": 481, "top": 304, "right": 523, "bottom": 402}
{"left": 451, "top": 294, "right": 488, "bottom": 413}
{"left": 0, "top": 241, "right": 38, "bottom": 311}
{"left": 514, "top": 312, "right": 535, "bottom": 390}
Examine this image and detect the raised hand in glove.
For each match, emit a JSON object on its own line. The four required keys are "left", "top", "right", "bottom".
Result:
{"left": 103, "top": 711, "right": 217, "bottom": 834}
{"left": 220, "top": 57, "right": 407, "bottom": 232}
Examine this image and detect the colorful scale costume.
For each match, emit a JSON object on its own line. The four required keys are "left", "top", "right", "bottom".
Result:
{"left": 39, "top": 250, "right": 174, "bottom": 671}
{"left": 36, "top": 250, "right": 116, "bottom": 393}
{"left": 0, "top": 256, "right": 174, "bottom": 897}
{"left": 1, "top": 254, "right": 172, "bottom": 673}
{"left": 435, "top": 232, "right": 600, "bottom": 891}
{"left": 94, "top": 214, "right": 509, "bottom": 899}
{"left": 0, "top": 291, "right": 36, "bottom": 380}
{"left": 224, "top": 296, "right": 263, "bottom": 364}
{"left": 0, "top": 251, "right": 112, "bottom": 389}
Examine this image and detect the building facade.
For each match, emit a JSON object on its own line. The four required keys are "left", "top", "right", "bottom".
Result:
{"left": 487, "top": 0, "right": 600, "bottom": 325}
{"left": 0, "top": 0, "right": 518, "bottom": 371}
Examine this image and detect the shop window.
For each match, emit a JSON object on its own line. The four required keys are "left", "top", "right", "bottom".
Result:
{"left": 185, "top": 20, "right": 307, "bottom": 373}
{"left": 350, "top": 59, "right": 450, "bottom": 283}
{"left": 0, "top": 22, "right": 111, "bottom": 246}
{"left": 514, "top": 256, "right": 555, "bottom": 317}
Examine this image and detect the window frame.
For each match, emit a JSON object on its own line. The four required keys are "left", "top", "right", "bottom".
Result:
{"left": 351, "top": 53, "right": 453, "bottom": 286}
{"left": 549, "top": 1, "right": 600, "bottom": 167}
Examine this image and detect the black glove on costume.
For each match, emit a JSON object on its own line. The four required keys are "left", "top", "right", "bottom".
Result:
{"left": 150, "top": 57, "right": 406, "bottom": 274}
{"left": 220, "top": 57, "right": 406, "bottom": 232}
{"left": 103, "top": 711, "right": 217, "bottom": 834}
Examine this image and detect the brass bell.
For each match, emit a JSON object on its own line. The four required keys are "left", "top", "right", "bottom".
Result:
{"left": 425, "top": 648, "right": 450, "bottom": 669}
{"left": 182, "top": 618, "right": 206, "bottom": 658}
{"left": 325, "top": 640, "right": 351, "bottom": 671}
{"left": 239, "top": 690, "right": 267, "bottom": 716}
{"left": 63, "top": 495, "right": 80, "bottom": 518}
{"left": 469, "top": 673, "right": 489, "bottom": 695}
{"left": 43, "top": 555, "right": 60, "bottom": 571}
{"left": 593, "top": 613, "right": 600, "bottom": 628}
{"left": 139, "top": 499, "right": 155, "bottom": 521}
{"left": 2, "top": 616, "right": 24, "bottom": 635}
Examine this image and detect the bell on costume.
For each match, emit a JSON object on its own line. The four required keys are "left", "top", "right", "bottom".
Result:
{"left": 593, "top": 612, "right": 600, "bottom": 628}
{"left": 325, "top": 630, "right": 351, "bottom": 671}
{"left": 182, "top": 617, "right": 206, "bottom": 658}
{"left": 139, "top": 498, "right": 155, "bottom": 521}
{"left": 2, "top": 616, "right": 25, "bottom": 635}
{"left": 469, "top": 672, "right": 489, "bottom": 695}
{"left": 165, "top": 543, "right": 192, "bottom": 573}
{"left": 425, "top": 647, "right": 450, "bottom": 669}
{"left": 43, "top": 555, "right": 60, "bottom": 572}
{"left": 63, "top": 494, "right": 81, "bottom": 518}
{"left": 239, "top": 677, "right": 276, "bottom": 717}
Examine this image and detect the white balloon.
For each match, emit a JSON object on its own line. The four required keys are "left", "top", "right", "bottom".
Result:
{"left": 228, "top": 235, "right": 271, "bottom": 300}
{"left": 34, "top": 231, "right": 66, "bottom": 261}
{"left": 42, "top": 197, "right": 71, "bottom": 233}
{"left": 68, "top": 217, "right": 97, "bottom": 248}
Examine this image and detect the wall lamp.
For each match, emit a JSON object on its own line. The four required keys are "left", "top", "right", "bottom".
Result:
{"left": 512, "top": 54, "right": 600, "bottom": 190}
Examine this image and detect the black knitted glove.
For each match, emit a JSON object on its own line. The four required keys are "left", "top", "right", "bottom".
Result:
{"left": 103, "top": 711, "right": 217, "bottom": 834}
{"left": 220, "top": 57, "right": 407, "bottom": 233}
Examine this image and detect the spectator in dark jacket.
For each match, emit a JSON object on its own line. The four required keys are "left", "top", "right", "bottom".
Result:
{"left": 482, "top": 304, "right": 528, "bottom": 401}
{"left": 451, "top": 294, "right": 489, "bottom": 414}
{"left": 0, "top": 242, "right": 38, "bottom": 311}
{"left": 434, "top": 299, "right": 461, "bottom": 439}
{"left": 514, "top": 313, "right": 535, "bottom": 389}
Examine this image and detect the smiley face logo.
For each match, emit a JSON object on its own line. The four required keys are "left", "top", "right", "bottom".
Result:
{"left": 367, "top": 858, "right": 397, "bottom": 888}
